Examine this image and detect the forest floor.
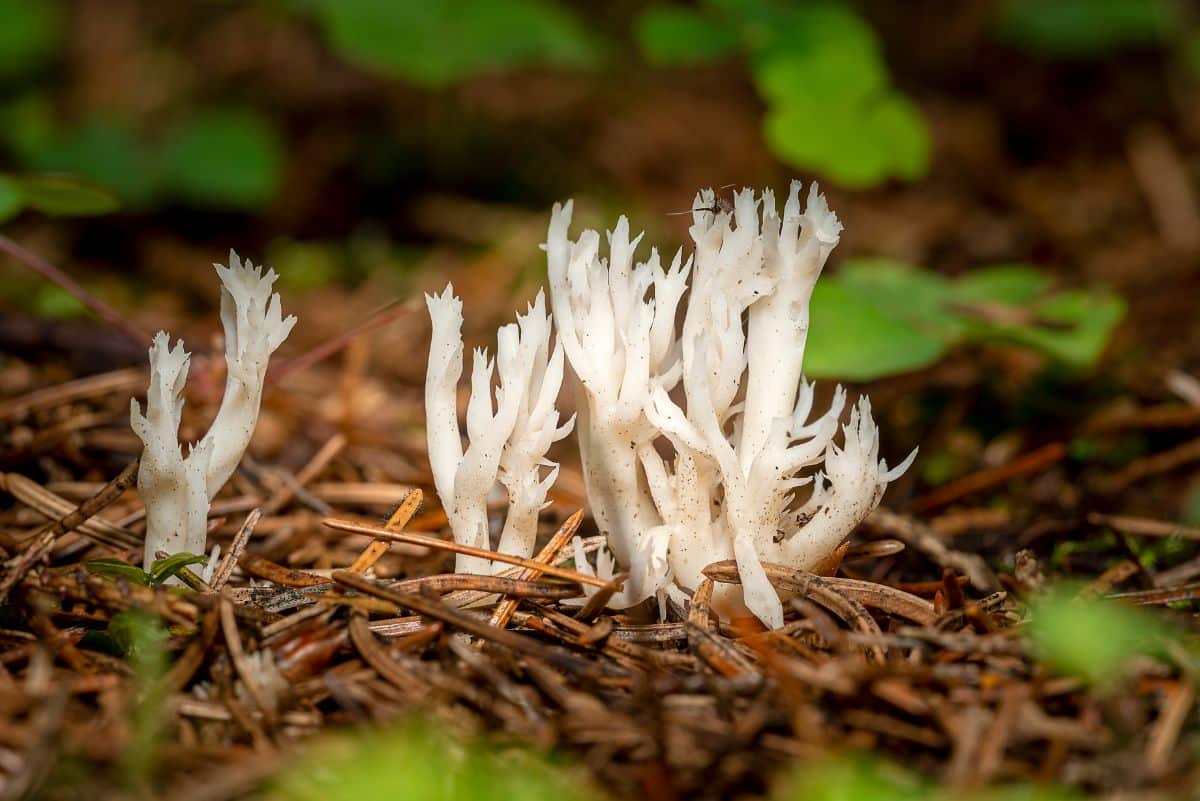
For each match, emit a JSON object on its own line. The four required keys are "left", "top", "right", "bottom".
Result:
{"left": 3, "top": 3, "right": 1200, "bottom": 799}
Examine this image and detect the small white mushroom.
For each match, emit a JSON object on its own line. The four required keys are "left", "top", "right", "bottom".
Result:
{"left": 132, "top": 251, "right": 295, "bottom": 572}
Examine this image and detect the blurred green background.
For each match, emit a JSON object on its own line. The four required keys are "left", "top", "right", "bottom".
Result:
{"left": 2, "top": 0, "right": 1198, "bottom": 381}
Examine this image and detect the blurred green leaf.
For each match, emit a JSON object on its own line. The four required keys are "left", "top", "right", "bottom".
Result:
{"left": 996, "top": 0, "right": 1173, "bottom": 58}
{"left": 752, "top": 5, "right": 885, "bottom": 105}
{"left": 772, "top": 754, "right": 929, "bottom": 801}
{"left": 110, "top": 609, "right": 170, "bottom": 788}
{"left": 108, "top": 609, "right": 168, "bottom": 662}
{"left": 300, "top": 0, "right": 601, "bottom": 87}
{"left": 764, "top": 92, "right": 930, "bottom": 188}
{"left": 950, "top": 263, "right": 1051, "bottom": 305}
{"left": 0, "top": 176, "right": 20, "bottom": 224}
{"left": 148, "top": 552, "right": 208, "bottom": 585}
{"left": 86, "top": 558, "right": 151, "bottom": 586}
{"left": 802, "top": 259, "right": 1123, "bottom": 380}
{"left": 971, "top": 290, "right": 1126, "bottom": 367}
{"left": 269, "top": 718, "right": 603, "bottom": 801}
{"left": 11, "top": 173, "right": 121, "bottom": 216}
{"left": 33, "top": 285, "right": 86, "bottom": 318}
{"left": 837, "top": 259, "right": 961, "bottom": 340}
{"left": 268, "top": 239, "right": 341, "bottom": 290}
{"left": 161, "top": 109, "right": 284, "bottom": 209}
{"left": 869, "top": 94, "right": 931, "bottom": 181}
{"left": 29, "top": 121, "right": 157, "bottom": 204}
{"left": 0, "top": 0, "right": 60, "bottom": 79}
{"left": 804, "top": 280, "right": 949, "bottom": 380}
{"left": 1027, "top": 586, "right": 1171, "bottom": 684}
{"left": 0, "top": 93, "right": 58, "bottom": 161}
{"left": 635, "top": 6, "right": 740, "bottom": 66}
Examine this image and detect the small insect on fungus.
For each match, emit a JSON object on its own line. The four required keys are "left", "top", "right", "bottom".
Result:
{"left": 666, "top": 184, "right": 736, "bottom": 216}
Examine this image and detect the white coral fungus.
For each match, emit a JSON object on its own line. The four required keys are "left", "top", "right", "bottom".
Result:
{"left": 424, "top": 286, "right": 574, "bottom": 574}
{"left": 422, "top": 183, "right": 913, "bottom": 628}
{"left": 545, "top": 182, "right": 915, "bottom": 628}
{"left": 131, "top": 251, "right": 295, "bottom": 571}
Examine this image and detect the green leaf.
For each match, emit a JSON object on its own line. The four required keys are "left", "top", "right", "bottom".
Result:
{"left": 752, "top": 5, "right": 885, "bottom": 106}
{"left": 0, "top": 93, "right": 58, "bottom": 161}
{"left": 302, "top": 0, "right": 602, "bottom": 87}
{"left": 33, "top": 286, "right": 85, "bottom": 318}
{"left": 950, "top": 263, "right": 1051, "bottom": 305}
{"left": 635, "top": 6, "right": 740, "bottom": 66}
{"left": 161, "top": 109, "right": 284, "bottom": 209}
{"left": 1028, "top": 586, "right": 1172, "bottom": 685}
{"left": 0, "top": 176, "right": 21, "bottom": 223}
{"left": 772, "top": 754, "right": 929, "bottom": 801}
{"left": 763, "top": 91, "right": 930, "bottom": 188}
{"left": 868, "top": 94, "right": 931, "bottom": 182}
{"left": 0, "top": 0, "right": 60, "bottom": 80}
{"left": 755, "top": 46, "right": 886, "bottom": 107}
{"left": 86, "top": 558, "right": 151, "bottom": 586}
{"left": 836, "top": 259, "right": 962, "bottom": 341}
{"left": 995, "top": 0, "right": 1172, "bottom": 58}
{"left": 12, "top": 174, "right": 121, "bottom": 216}
{"left": 269, "top": 718, "right": 604, "bottom": 801}
{"left": 28, "top": 121, "right": 157, "bottom": 204}
{"left": 148, "top": 552, "right": 209, "bottom": 585}
{"left": 972, "top": 289, "right": 1126, "bottom": 367}
{"left": 803, "top": 280, "right": 948, "bottom": 381}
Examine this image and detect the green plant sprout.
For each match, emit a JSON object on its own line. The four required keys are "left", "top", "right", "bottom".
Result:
{"left": 85, "top": 552, "right": 210, "bottom": 588}
{"left": 109, "top": 609, "right": 171, "bottom": 790}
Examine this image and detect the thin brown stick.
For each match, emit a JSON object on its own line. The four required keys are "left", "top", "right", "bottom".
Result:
{"left": 913, "top": 442, "right": 1066, "bottom": 513}
{"left": 868, "top": 507, "right": 1000, "bottom": 592}
{"left": 0, "top": 234, "right": 152, "bottom": 348}
{"left": 0, "top": 367, "right": 146, "bottom": 422}
{"left": 703, "top": 560, "right": 936, "bottom": 625}
{"left": 266, "top": 299, "right": 413, "bottom": 383}
{"left": 220, "top": 597, "right": 275, "bottom": 723}
{"left": 490, "top": 509, "right": 583, "bottom": 630}
{"left": 1087, "top": 512, "right": 1200, "bottom": 541}
{"left": 210, "top": 509, "right": 261, "bottom": 592}
{"left": 322, "top": 517, "right": 609, "bottom": 588}
{"left": 1145, "top": 680, "right": 1195, "bottom": 777}
{"left": 331, "top": 570, "right": 595, "bottom": 674}
{"left": 389, "top": 573, "right": 580, "bottom": 598}
{"left": 348, "top": 489, "right": 422, "bottom": 575}
{"left": 0, "top": 459, "right": 139, "bottom": 601}
{"left": 2, "top": 472, "right": 140, "bottom": 550}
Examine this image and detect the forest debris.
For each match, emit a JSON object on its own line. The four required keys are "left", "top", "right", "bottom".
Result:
{"left": 867, "top": 508, "right": 1000, "bottom": 592}
{"left": 1087, "top": 512, "right": 1200, "bottom": 541}
{"left": 0, "top": 459, "right": 139, "bottom": 601}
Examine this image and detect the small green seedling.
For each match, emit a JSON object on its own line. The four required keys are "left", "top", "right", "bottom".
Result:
{"left": 85, "top": 552, "right": 209, "bottom": 588}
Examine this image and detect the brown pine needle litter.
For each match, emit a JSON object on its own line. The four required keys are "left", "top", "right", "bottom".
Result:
{"left": 1, "top": 355, "right": 1199, "bottom": 801}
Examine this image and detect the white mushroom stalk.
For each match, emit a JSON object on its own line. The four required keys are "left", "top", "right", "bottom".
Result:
{"left": 424, "top": 286, "right": 573, "bottom": 574}
{"left": 131, "top": 252, "right": 296, "bottom": 572}
{"left": 546, "top": 182, "right": 916, "bottom": 628}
